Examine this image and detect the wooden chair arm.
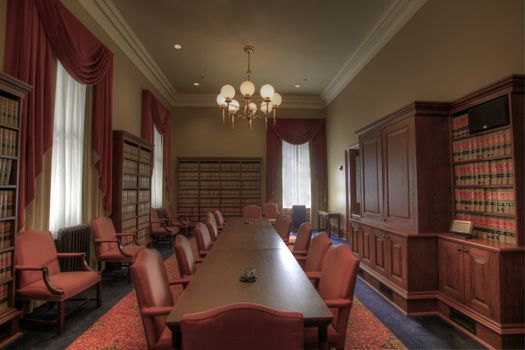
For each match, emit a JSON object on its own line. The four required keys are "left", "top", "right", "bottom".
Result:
{"left": 57, "top": 253, "right": 96, "bottom": 273}
{"left": 324, "top": 298, "right": 352, "bottom": 309}
{"left": 194, "top": 258, "right": 204, "bottom": 264}
{"left": 15, "top": 265, "right": 64, "bottom": 295}
{"left": 292, "top": 249, "right": 307, "bottom": 256}
{"left": 169, "top": 277, "right": 192, "bottom": 288}
{"left": 305, "top": 271, "right": 321, "bottom": 281}
{"left": 141, "top": 306, "right": 173, "bottom": 317}
{"left": 116, "top": 232, "right": 140, "bottom": 245}
{"left": 94, "top": 239, "right": 132, "bottom": 258}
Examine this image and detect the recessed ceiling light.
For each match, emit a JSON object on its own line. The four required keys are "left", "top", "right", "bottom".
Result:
{"left": 294, "top": 84, "right": 301, "bottom": 88}
{"left": 193, "top": 82, "right": 200, "bottom": 86}
{"left": 174, "top": 44, "right": 182, "bottom": 50}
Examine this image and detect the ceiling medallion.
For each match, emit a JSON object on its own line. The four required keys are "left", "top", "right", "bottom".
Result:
{"left": 216, "top": 45, "right": 282, "bottom": 130}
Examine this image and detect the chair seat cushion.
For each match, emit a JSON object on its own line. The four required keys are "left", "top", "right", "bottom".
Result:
{"left": 99, "top": 245, "right": 144, "bottom": 262}
{"left": 17, "top": 271, "right": 101, "bottom": 302}
{"left": 303, "top": 324, "right": 343, "bottom": 349}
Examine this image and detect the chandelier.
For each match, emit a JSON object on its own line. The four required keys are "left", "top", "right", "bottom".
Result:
{"left": 216, "top": 45, "right": 282, "bottom": 130}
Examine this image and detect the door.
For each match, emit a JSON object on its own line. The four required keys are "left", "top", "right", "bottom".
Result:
{"left": 464, "top": 247, "right": 496, "bottom": 319}
{"left": 373, "top": 229, "right": 388, "bottom": 275}
{"left": 438, "top": 239, "right": 464, "bottom": 303}
{"left": 387, "top": 234, "right": 407, "bottom": 288}
{"left": 381, "top": 119, "right": 416, "bottom": 231}
{"left": 360, "top": 130, "right": 383, "bottom": 222}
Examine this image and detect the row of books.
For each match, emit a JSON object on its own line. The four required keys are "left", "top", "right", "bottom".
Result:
{"left": 123, "top": 142, "right": 140, "bottom": 160}
{"left": 138, "top": 203, "right": 150, "bottom": 216}
{"left": 0, "top": 222, "right": 13, "bottom": 249}
{"left": 451, "top": 114, "right": 469, "bottom": 139}
{"left": 122, "top": 190, "right": 138, "bottom": 204}
{"left": 0, "top": 96, "right": 19, "bottom": 127}
{"left": 123, "top": 159, "right": 138, "bottom": 174}
{"left": 139, "top": 150, "right": 151, "bottom": 163}
{"left": 0, "top": 283, "right": 9, "bottom": 314}
{"left": 138, "top": 214, "right": 149, "bottom": 225}
{"left": 122, "top": 218, "right": 136, "bottom": 232}
{"left": 454, "top": 159, "right": 513, "bottom": 186}
{"left": 137, "top": 222, "right": 149, "bottom": 232}
{"left": 0, "top": 192, "right": 14, "bottom": 218}
{"left": 138, "top": 190, "right": 150, "bottom": 202}
{"left": 139, "top": 177, "right": 150, "bottom": 188}
{"left": 0, "top": 129, "right": 17, "bottom": 157}
{"left": 138, "top": 163, "right": 151, "bottom": 176}
{"left": 455, "top": 213, "right": 516, "bottom": 243}
{"left": 122, "top": 204, "right": 136, "bottom": 219}
{"left": 0, "top": 252, "right": 12, "bottom": 280}
{"left": 454, "top": 189, "right": 515, "bottom": 214}
{"left": 122, "top": 175, "right": 137, "bottom": 189}
{"left": 178, "top": 164, "right": 199, "bottom": 171}
{"left": 452, "top": 129, "right": 512, "bottom": 162}
{"left": 0, "top": 159, "right": 13, "bottom": 186}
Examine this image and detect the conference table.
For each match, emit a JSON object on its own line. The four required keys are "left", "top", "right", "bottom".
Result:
{"left": 166, "top": 217, "right": 333, "bottom": 349}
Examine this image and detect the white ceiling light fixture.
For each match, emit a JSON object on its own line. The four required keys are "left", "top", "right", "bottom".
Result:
{"left": 173, "top": 44, "right": 182, "bottom": 49}
{"left": 216, "top": 45, "right": 282, "bottom": 130}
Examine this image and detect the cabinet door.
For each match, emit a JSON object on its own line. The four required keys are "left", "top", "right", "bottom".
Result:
{"left": 361, "top": 225, "right": 374, "bottom": 265}
{"left": 381, "top": 119, "right": 416, "bottom": 231}
{"left": 373, "top": 229, "right": 388, "bottom": 275}
{"left": 360, "top": 130, "right": 383, "bottom": 222}
{"left": 387, "top": 234, "right": 407, "bottom": 288}
{"left": 464, "top": 247, "right": 497, "bottom": 319}
{"left": 350, "top": 223, "right": 361, "bottom": 257}
{"left": 438, "top": 240, "right": 464, "bottom": 303}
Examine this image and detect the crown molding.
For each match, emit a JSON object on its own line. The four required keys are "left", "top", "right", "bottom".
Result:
{"left": 173, "top": 94, "right": 325, "bottom": 109}
{"left": 77, "top": 0, "right": 178, "bottom": 105}
{"left": 321, "top": 0, "right": 428, "bottom": 104}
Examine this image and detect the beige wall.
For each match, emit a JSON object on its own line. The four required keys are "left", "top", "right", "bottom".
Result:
{"left": 326, "top": 0, "right": 525, "bottom": 230}
{"left": 170, "top": 107, "right": 324, "bottom": 206}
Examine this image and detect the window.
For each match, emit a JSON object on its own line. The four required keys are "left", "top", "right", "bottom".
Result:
{"left": 151, "top": 126, "right": 164, "bottom": 208}
{"left": 49, "top": 62, "right": 87, "bottom": 234}
{"left": 282, "top": 141, "right": 311, "bottom": 208}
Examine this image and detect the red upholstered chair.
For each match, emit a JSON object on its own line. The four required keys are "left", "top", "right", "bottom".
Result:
{"left": 15, "top": 230, "right": 102, "bottom": 334}
{"left": 289, "top": 222, "right": 313, "bottom": 256}
{"left": 213, "top": 209, "right": 225, "bottom": 230}
{"left": 242, "top": 205, "right": 262, "bottom": 219}
{"left": 194, "top": 223, "right": 213, "bottom": 258}
{"left": 173, "top": 235, "right": 202, "bottom": 287}
{"left": 92, "top": 216, "right": 144, "bottom": 282}
{"left": 150, "top": 208, "right": 179, "bottom": 248}
{"left": 304, "top": 244, "right": 360, "bottom": 349}
{"left": 131, "top": 249, "right": 187, "bottom": 350}
{"left": 296, "top": 232, "right": 331, "bottom": 287}
{"left": 158, "top": 207, "right": 190, "bottom": 236}
{"left": 181, "top": 303, "right": 304, "bottom": 350}
{"left": 206, "top": 212, "right": 219, "bottom": 241}
{"left": 274, "top": 215, "right": 292, "bottom": 243}
{"left": 262, "top": 202, "right": 280, "bottom": 221}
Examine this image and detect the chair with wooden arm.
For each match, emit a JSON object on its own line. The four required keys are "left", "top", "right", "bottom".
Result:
{"left": 91, "top": 216, "right": 144, "bottom": 283}
{"left": 274, "top": 214, "right": 292, "bottom": 244}
{"left": 206, "top": 212, "right": 219, "bottom": 241}
{"left": 194, "top": 222, "right": 213, "bottom": 258}
{"left": 173, "top": 235, "right": 203, "bottom": 289}
{"left": 242, "top": 205, "right": 262, "bottom": 219}
{"left": 296, "top": 232, "right": 331, "bottom": 288}
{"left": 158, "top": 207, "right": 190, "bottom": 236}
{"left": 150, "top": 208, "right": 179, "bottom": 248}
{"left": 181, "top": 303, "right": 304, "bottom": 350}
{"left": 15, "top": 230, "right": 102, "bottom": 335}
{"left": 289, "top": 222, "right": 313, "bottom": 256}
{"left": 213, "top": 209, "right": 225, "bottom": 231}
{"left": 262, "top": 202, "right": 280, "bottom": 222}
{"left": 304, "top": 244, "right": 360, "bottom": 350}
{"left": 131, "top": 249, "right": 188, "bottom": 350}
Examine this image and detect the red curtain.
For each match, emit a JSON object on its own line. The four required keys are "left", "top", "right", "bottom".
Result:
{"left": 4, "top": 0, "right": 114, "bottom": 229}
{"left": 266, "top": 119, "right": 327, "bottom": 205}
{"left": 141, "top": 90, "right": 171, "bottom": 198}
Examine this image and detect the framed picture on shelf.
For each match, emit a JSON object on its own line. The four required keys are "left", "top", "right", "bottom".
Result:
{"left": 450, "top": 219, "right": 473, "bottom": 238}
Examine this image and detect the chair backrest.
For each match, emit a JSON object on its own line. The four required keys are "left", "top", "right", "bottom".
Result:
{"left": 91, "top": 216, "right": 118, "bottom": 256}
{"left": 213, "top": 209, "right": 224, "bottom": 227}
{"left": 242, "top": 205, "right": 262, "bottom": 219}
{"left": 295, "top": 222, "right": 313, "bottom": 251}
{"left": 150, "top": 209, "right": 162, "bottom": 231}
{"left": 304, "top": 232, "right": 331, "bottom": 272}
{"left": 262, "top": 202, "right": 279, "bottom": 220}
{"left": 274, "top": 215, "right": 292, "bottom": 242}
{"left": 318, "top": 244, "right": 360, "bottom": 338}
{"left": 181, "top": 303, "right": 303, "bottom": 350}
{"left": 194, "top": 223, "right": 213, "bottom": 253}
{"left": 131, "top": 249, "right": 174, "bottom": 348}
{"left": 206, "top": 212, "right": 219, "bottom": 241}
{"left": 174, "top": 235, "right": 197, "bottom": 277}
{"left": 16, "top": 230, "right": 61, "bottom": 288}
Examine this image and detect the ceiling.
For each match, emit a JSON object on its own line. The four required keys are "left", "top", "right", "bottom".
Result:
{"left": 110, "top": 0, "right": 395, "bottom": 96}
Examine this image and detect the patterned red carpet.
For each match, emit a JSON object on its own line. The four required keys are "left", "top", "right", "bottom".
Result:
{"left": 67, "top": 243, "right": 406, "bottom": 350}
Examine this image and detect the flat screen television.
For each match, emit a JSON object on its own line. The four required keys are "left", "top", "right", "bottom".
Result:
{"left": 468, "top": 95, "right": 509, "bottom": 134}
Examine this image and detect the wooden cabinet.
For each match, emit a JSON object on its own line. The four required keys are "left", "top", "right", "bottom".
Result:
{"left": 360, "top": 130, "right": 383, "bottom": 223}
{"left": 438, "top": 239, "right": 464, "bottom": 302}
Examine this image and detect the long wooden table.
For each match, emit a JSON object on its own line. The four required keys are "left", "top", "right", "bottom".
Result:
{"left": 166, "top": 218, "right": 333, "bottom": 349}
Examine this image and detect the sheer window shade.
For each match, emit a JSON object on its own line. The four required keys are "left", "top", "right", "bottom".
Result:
{"left": 49, "top": 62, "right": 87, "bottom": 235}
{"left": 282, "top": 141, "right": 311, "bottom": 208}
{"left": 151, "top": 126, "right": 164, "bottom": 208}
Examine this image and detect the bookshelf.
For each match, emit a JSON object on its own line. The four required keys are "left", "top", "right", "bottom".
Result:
{"left": 0, "top": 73, "right": 30, "bottom": 346}
{"left": 177, "top": 158, "right": 262, "bottom": 225}
{"left": 112, "top": 131, "right": 153, "bottom": 246}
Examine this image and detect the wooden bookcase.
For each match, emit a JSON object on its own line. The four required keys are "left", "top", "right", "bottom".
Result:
{"left": 112, "top": 131, "right": 153, "bottom": 246}
{"left": 0, "top": 73, "right": 30, "bottom": 346}
{"left": 177, "top": 158, "right": 262, "bottom": 225}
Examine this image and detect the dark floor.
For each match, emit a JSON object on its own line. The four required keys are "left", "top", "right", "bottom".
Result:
{"left": 6, "top": 242, "right": 485, "bottom": 350}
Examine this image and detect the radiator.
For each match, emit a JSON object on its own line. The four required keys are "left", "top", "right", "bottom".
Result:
{"left": 56, "top": 224, "right": 92, "bottom": 272}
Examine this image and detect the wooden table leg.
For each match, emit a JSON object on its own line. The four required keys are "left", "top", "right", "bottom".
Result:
{"left": 318, "top": 325, "right": 328, "bottom": 350}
